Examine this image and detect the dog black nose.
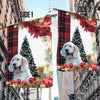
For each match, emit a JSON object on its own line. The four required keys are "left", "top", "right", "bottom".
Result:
{"left": 65, "top": 49, "right": 68, "bottom": 52}
{"left": 13, "top": 63, "right": 16, "bottom": 66}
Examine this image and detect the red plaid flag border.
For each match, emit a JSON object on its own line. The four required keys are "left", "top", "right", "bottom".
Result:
{"left": 6, "top": 25, "right": 18, "bottom": 81}
{"left": 57, "top": 10, "right": 70, "bottom": 65}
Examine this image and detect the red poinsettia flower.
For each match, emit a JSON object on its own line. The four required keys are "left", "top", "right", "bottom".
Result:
{"left": 42, "top": 17, "right": 51, "bottom": 27}
{"left": 37, "top": 22, "right": 43, "bottom": 27}
{"left": 87, "top": 18, "right": 96, "bottom": 26}
{"left": 21, "top": 21, "right": 31, "bottom": 27}
{"left": 90, "top": 63, "right": 97, "bottom": 71}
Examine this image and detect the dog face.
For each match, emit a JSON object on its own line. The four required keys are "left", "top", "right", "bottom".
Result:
{"left": 60, "top": 42, "right": 80, "bottom": 59}
{"left": 64, "top": 42, "right": 75, "bottom": 54}
{"left": 12, "top": 55, "right": 22, "bottom": 68}
{"left": 8, "top": 54, "right": 28, "bottom": 73}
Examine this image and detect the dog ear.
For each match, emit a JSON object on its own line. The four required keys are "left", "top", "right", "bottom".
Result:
{"left": 8, "top": 59, "right": 14, "bottom": 72}
{"left": 22, "top": 57, "right": 28, "bottom": 66}
{"left": 73, "top": 45, "right": 80, "bottom": 58}
{"left": 60, "top": 44, "right": 66, "bottom": 57}
{"left": 21, "top": 57, "right": 29, "bottom": 72}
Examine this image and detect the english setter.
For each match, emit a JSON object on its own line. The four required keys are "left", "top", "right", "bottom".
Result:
{"left": 8, "top": 54, "right": 32, "bottom": 82}
{"left": 60, "top": 42, "right": 82, "bottom": 66}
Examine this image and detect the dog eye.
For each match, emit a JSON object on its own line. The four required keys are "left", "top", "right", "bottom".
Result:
{"left": 17, "top": 58, "right": 20, "bottom": 60}
{"left": 65, "top": 45, "right": 67, "bottom": 47}
{"left": 69, "top": 45, "right": 72, "bottom": 47}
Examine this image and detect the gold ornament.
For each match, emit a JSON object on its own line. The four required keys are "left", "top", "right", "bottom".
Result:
{"left": 12, "top": 84, "right": 17, "bottom": 88}
{"left": 36, "top": 78, "right": 40, "bottom": 82}
{"left": 88, "top": 67, "right": 93, "bottom": 71}
{"left": 94, "top": 58, "right": 97, "bottom": 62}
{"left": 86, "top": 55, "right": 91, "bottom": 60}
{"left": 57, "top": 66, "right": 61, "bottom": 70}
{"left": 40, "top": 84, "right": 46, "bottom": 88}
{"left": 49, "top": 39, "right": 51, "bottom": 42}
{"left": 14, "top": 25, "right": 17, "bottom": 28}
{"left": 6, "top": 82, "right": 10, "bottom": 86}
{"left": 49, "top": 71, "right": 53, "bottom": 75}
{"left": 92, "top": 53, "right": 95, "bottom": 57}
{"left": 46, "top": 64, "right": 50, "bottom": 68}
{"left": 85, "top": 63, "right": 89, "bottom": 66}
{"left": 39, "top": 18, "right": 44, "bottom": 23}
{"left": 65, "top": 68, "right": 68, "bottom": 72}
{"left": 66, "top": 12, "right": 69, "bottom": 15}
{"left": 88, "top": 18, "right": 92, "bottom": 21}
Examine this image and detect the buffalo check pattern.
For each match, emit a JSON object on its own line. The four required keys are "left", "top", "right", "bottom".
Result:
{"left": 6, "top": 25, "right": 18, "bottom": 81}
{"left": 57, "top": 10, "right": 70, "bottom": 65}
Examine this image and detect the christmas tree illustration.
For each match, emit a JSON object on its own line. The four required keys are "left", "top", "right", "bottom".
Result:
{"left": 71, "top": 27, "right": 88, "bottom": 62}
{"left": 20, "top": 36, "right": 38, "bottom": 77}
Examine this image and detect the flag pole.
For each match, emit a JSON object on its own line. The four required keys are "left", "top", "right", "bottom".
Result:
{"left": 0, "top": 14, "right": 57, "bottom": 31}
{"left": 53, "top": 8, "right": 100, "bottom": 21}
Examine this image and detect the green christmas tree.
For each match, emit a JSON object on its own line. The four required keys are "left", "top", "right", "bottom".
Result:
{"left": 71, "top": 27, "right": 88, "bottom": 62}
{"left": 20, "top": 36, "right": 38, "bottom": 77}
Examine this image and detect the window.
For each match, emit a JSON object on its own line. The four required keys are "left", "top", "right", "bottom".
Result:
{"left": 3, "top": 29, "right": 5, "bottom": 35}
{"left": 14, "top": 19, "right": 17, "bottom": 23}
{"left": 11, "top": 7, "right": 14, "bottom": 12}
{"left": 10, "top": 20, "right": 12, "bottom": 24}
{"left": 5, "top": 14, "right": 7, "bottom": 22}
{"left": 6, "top": 8, "right": 8, "bottom": 12}
{"left": 0, "top": 8, "right": 1, "bottom": 13}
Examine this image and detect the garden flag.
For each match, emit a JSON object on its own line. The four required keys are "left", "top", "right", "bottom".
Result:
{"left": 6, "top": 16, "right": 53, "bottom": 88}
{"left": 57, "top": 10, "right": 97, "bottom": 71}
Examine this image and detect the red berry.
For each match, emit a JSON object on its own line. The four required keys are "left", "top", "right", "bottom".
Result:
{"left": 72, "top": 69, "right": 75, "bottom": 71}
{"left": 20, "top": 85, "right": 22, "bottom": 88}
{"left": 44, "top": 80, "right": 49, "bottom": 87}
{"left": 74, "top": 65, "right": 79, "bottom": 69}
{"left": 38, "top": 80, "right": 43, "bottom": 86}
{"left": 83, "top": 65, "right": 86, "bottom": 68}
{"left": 33, "top": 80, "right": 36, "bottom": 84}
{"left": 28, "top": 77, "right": 35, "bottom": 83}
{"left": 12, "top": 80, "right": 16, "bottom": 84}
{"left": 64, "top": 64, "right": 68, "bottom": 68}
{"left": 80, "top": 63, "right": 85, "bottom": 67}
{"left": 33, "top": 85, "right": 36, "bottom": 88}
{"left": 68, "top": 63, "right": 73, "bottom": 68}
{"left": 83, "top": 69, "right": 86, "bottom": 71}
{"left": 91, "top": 63, "right": 97, "bottom": 71}
{"left": 22, "top": 80, "right": 27, "bottom": 86}
{"left": 87, "top": 65, "right": 91, "bottom": 69}
{"left": 42, "top": 77, "right": 47, "bottom": 83}
{"left": 43, "top": 17, "right": 51, "bottom": 26}
{"left": 48, "top": 78, "right": 53, "bottom": 87}
{"left": 16, "top": 79, "right": 21, "bottom": 85}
